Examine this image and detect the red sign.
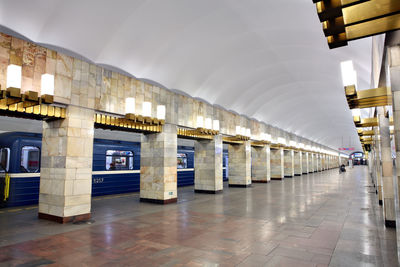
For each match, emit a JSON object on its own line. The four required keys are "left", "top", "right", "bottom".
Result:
{"left": 339, "top": 147, "right": 355, "bottom": 151}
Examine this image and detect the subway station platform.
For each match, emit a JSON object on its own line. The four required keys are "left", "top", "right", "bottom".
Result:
{"left": 0, "top": 167, "right": 396, "bottom": 266}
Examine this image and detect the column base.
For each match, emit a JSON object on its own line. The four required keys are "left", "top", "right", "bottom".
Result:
{"left": 38, "top": 212, "right": 91, "bottom": 224}
{"left": 385, "top": 220, "right": 396, "bottom": 228}
{"left": 194, "top": 189, "right": 223, "bottom": 194}
{"left": 379, "top": 200, "right": 383, "bottom": 206}
{"left": 302, "top": 172, "right": 308, "bottom": 175}
{"left": 294, "top": 174, "right": 301, "bottom": 176}
{"left": 284, "top": 175, "right": 293, "bottom": 178}
{"left": 252, "top": 180, "right": 269, "bottom": 183}
{"left": 229, "top": 184, "right": 252, "bottom": 188}
{"left": 140, "top": 198, "right": 177, "bottom": 204}
{"left": 271, "top": 177, "right": 283, "bottom": 180}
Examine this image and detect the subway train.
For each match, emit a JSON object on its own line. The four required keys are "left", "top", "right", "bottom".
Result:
{"left": 0, "top": 132, "right": 229, "bottom": 208}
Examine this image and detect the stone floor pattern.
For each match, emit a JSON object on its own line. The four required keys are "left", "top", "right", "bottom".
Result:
{"left": 0, "top": 166, "right": 397, "bottom": 266}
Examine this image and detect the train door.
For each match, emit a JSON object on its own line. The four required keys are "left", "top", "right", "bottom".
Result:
{"left": 0, "top": 148, "right": 10, "bottom": 207}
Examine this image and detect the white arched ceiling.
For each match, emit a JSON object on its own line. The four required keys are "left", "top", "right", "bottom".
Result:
{"left": 0, "top": 0, "right": 372, "bottom": 151}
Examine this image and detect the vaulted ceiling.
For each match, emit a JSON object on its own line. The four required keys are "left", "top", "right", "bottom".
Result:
{"left": 0, "top": 0, "right": 372, "bottom": 151}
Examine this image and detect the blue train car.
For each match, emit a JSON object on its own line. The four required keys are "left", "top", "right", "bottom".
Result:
{"left": 0, "top": 132, "right": 230, "bottom": 207}
{"left": 91, "top": 139, "right": 141, "bottom": 197}
{"left": 0, "top": 132, "right": 41, "bottom": 207}
{"left": 177, "top": 146, "right": 195, "bottom": 187}
{"left": 223, "top": 150, "right": 228, "bottom": 181}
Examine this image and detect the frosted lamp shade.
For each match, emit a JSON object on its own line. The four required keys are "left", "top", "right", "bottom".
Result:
{"left": 143, "top": 102, "right": 152, "bottom": 117}
{"left": 6, "top": 64, "right": 22, "bottom": 89}
{"left": 125, "top": 97, "right": 135, "bottom": 114}
{"left": 351, "top": 109, "right": 361, "bottom": 117}
{"left": 205, "top": 118, "right": 212, "bottom": 129}
{"left": 41, "top": 74, "right": 54, "bottom": 95}
{"left": 289, "top": 141, "right": 297, "bottom": 147}
{"left": 341, "top": 60, "right": 357, "bottom": 87}
{"left": 236, "top": 126, "right": 241, "bottom": 135}
{"left": 157, "top": 105, "right": 165, "bottom": 120}
{"left": 246, "top": 128, "right": 251, "bottom": 137}
{"left": 390, "top": 125, "right": 394, "bottom": 131}
{"left": 278, "top": 137, "right": 286, "bottom": 145}
{"left": 196, "top": 116, "right": 204, "bottom": 128}
{"left": 265, "top": 134, "right": 271, "bottom": 141}
{"left": 213, "top": 120, "right": 220, "bottom": 131}
{"left": 299, "top": 143, "right": 304, "bottom": 149}
{"left": 241, "top": 127, "right": 246, "bottom": 136}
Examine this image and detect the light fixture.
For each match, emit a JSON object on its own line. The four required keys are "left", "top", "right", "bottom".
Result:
{"left": 6, "top": 64, "right": 22, "bottom": 89}
{"left": 236, "top": 126, "right": 241, "bottom": 135}
{"left": 246, "top": 128, "right": 251, "bottom": 138}
{"left": 341, "top": 60, "right": 357, "bottom": 87}
{"left": 278, "top": 137, "right": 286, "bottom": 145}
{"left": 143, "top": 102, "right": 152, "bottom": 117}
{"left": 157, "top": 105, "right": 165, "bottom": 120}
{"left": 213, "top": 120, "right": 220, "bottom": 131}
{"left": 196, "top": 116, "right": 204, "bottom": 128}
{"left": 289, "top": 140, "right": 297, "bottom": 147}
{"left": 125, "top": 97, "right": 135, "bottom": 114}
{"left": 390, "top": 125, "right": 394, "bottom": 131}
{"left": 265, "top": 133, "right": 271, "bottom": 142}
{"left": 241, "top": 127, "right": 246, "bottom": 136}
{"left": 40, "top": 74, "right": 54, "bottom": 96}
{"left": 205, "top": 118, "right": 212, "bottom": 130}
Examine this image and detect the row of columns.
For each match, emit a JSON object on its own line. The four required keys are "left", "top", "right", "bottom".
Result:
{"left": 38, "top": 117, "right": 341, "bottom": 223}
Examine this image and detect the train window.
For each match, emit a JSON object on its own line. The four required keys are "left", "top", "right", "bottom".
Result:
{"left": 106, "top": 150, "right": 134, "bottom": 171}
{"left": 0, "top": 148, "right": 10, "bottom": 172}
{"left": 20, "top": 146, "right": 40, "bottom": 173}
{"left": 177, "top": 153, "right": 187, "bottom": 169}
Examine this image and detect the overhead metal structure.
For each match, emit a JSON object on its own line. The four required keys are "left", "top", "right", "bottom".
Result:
{"left": 312, "top": 0, "right": 400, "bottom": 48}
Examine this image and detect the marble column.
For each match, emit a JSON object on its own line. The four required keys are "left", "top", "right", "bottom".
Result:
{"left": 194, "top": 135, "right": 223, "bottom": 193}
{"left": 284, "top": 149, "right": 294, "bottom": 177}
{"left": 373, "top": 126, "right": 383, "bottom": 205}
{"left": 302, "top": 152, "right": 309, "bottom": 174}
{"left": 294, "top": 150, "right": 302, "bottom": 176}
{"left": 251, "top": 145, "right": 270, "bottom": 183}
{"left": 313, "top": 154, "right": 319, "bottom": 172}
{"left": 309, "top": 153, "right": 314, "bottom": 172}
{"left": 377, "top": 107, "right": 395, "bottom": 226}
{"left": 140, "top": 123, "right": 177, "bottom": 204}
{"left": 228, "top": 141, "right": 251, "bottom": 187}
{"left": 389, "top": 45, "right": 400, "bottom": 227}
{"left": 317, "top": 154, "right": 322, "bottom": 171}
{"left": 39, "top": 106, "right": 94, "bottom": 223}
{"left": 271, "top": 148, "right": 284, "bottom": 180}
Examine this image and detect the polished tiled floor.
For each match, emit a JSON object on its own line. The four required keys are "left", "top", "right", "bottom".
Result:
{"left": 0, "top": 166, "right": 397, "bottom": 266}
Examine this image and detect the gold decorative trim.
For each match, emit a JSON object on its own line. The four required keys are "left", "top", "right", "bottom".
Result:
{"left": 0, "top": 88, "right": 65, "bottom": 121}
{"left": 94, "top": 113, "right": 162, "bottom": 133}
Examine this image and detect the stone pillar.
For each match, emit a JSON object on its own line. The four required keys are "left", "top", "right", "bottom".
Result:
{"left": 373, "top": 126, "right": 383, "bottom": 204}
{"left": 228, "top": 141, "right": 251, "bottom": 187}
{"left": 251, "top": 145, "right": 270, "bottom": 183}
{"left": 271, "top": 147, "right": 284, "bottom": 180}
{"left": 389, "top": 45, "right": 400, "bottom": 227}
{"left": 39, "top": 106, "right": 94, "bottom": 223}
{"left": 194, "top": 135, "right": 223, "bottom": 193}
{"left": 284, "top": 149, "right": 294, "bottom": 177}
{"left": 377, "top": 107, "right": 395, "bottom": 226}
{"left": 313, "top": 154, "right": 319, "bottom": 172}
{"left": 140, "top": 124, "right": 177, "bottom": 204}
{"left": 302, "top": 152, "right": 309, "bottom": 174}
{"left": 309, "top": 153, "right": 314, "bottom": 172}
{"left": 294, "top": 150, "right": 302, "bottom": 176}
{"left": 317, "top": 154, "right": 322, "bottom": 171}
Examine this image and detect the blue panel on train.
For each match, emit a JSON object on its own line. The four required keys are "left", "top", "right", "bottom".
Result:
{"left": 92, "top": 173, "right": 140, "bottom": 196}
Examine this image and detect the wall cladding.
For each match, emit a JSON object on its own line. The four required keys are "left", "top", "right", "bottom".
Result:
{"left": 0, "top": 32, "right": 333, "bottom": 151}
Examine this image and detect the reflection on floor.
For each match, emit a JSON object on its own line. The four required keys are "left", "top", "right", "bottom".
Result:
{"left": 0, "top": 167, "right": 397, "bottom": 266}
